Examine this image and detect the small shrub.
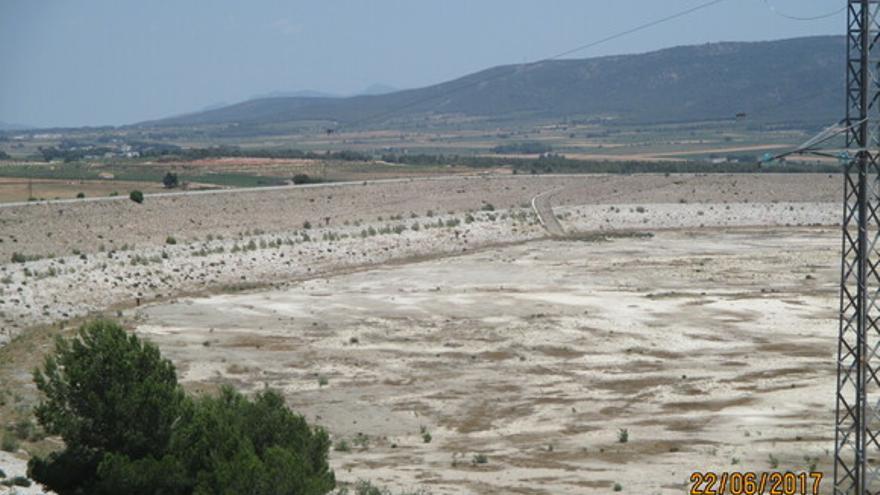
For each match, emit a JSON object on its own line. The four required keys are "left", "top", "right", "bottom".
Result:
{"left": 472, "top": 453, "right": 488, "bottom": 465}
{"left": 0, "top": 434, "right": 19, "bottom": 453}
{"left": 617, "top": 428, "right": 629, "bottom": 443}
{"left": 318, "top": 375, "right": 329, "bottom": 387}
{"left": 481, "top": 203, "right": 495, "bottom": 212}
{"left": 165, "top": 236, "right": 177, "bottom": 245}
{"left": 292, "top": 174, "right": 313, "bottom": 185}
{"left": 129, "top": 190, "right": 144, "bottom": 204}
{"left": 335, "top": 439, "right": 351, "bottom": 452}
{"left": 769, "top": 453, "right": 779, "bottom": 469}
{"left": 303, "top": 221, "right": 312, "bottom": 229}
{"left": 422, "top": 431, "right": 432, "bottom": 444}
{"left": 613, "top": 482, "right": 622, "bottom": 492}
{"left": 10, "top": 252, "right": 27, "bottom": 263}
{"left": 11, "top": 476, "right": 31, "bottom": 487}
{"left": 353, "top": 433, "right": 369, "bottom": 449}
{"left": 76, "top": 192, "right": 85, "bottom": 199}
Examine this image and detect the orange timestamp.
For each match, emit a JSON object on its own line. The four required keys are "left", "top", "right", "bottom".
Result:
{"left": 690, "top": 472, "right": 824, "bottom": 495}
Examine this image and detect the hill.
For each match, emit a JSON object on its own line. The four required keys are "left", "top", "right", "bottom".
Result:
{"left": 141, "top": 36, "right": 845, "bottom": 130}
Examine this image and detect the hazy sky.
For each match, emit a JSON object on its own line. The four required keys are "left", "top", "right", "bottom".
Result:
{"left": 0, "top": 0, "right": 842, "bottom": 128}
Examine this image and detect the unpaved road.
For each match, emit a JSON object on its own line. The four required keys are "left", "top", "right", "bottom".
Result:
{"left": 531, "top": 188, "right": 566, "bottom": 236}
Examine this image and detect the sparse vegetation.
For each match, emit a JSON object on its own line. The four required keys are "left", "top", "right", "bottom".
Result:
{"left": 129, "top": 190, "right": 144, "bottom": 204}
{"left": 617, "top": 428, "right": 629, "bottom": 443}
{"left": 335, "top": 480, "right": 431, "bottom": 495}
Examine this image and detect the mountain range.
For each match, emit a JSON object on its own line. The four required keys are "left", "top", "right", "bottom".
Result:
{"left": 141, "top": 36, "right": 846, "bottom": 130}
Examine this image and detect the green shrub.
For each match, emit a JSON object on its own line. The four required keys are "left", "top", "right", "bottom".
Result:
{"left": 613, "top": 482, "right": 623, "bottom": 492}
{"left": 352, "top": 433, "right": 369, "bottom": 449}
{"left": 617, "top": 428, "right": 629, "bottom": 443}
{"left": 11, "top": 476, "right": 31, "bottom": 487}
{"left": 334, "top": 439, "right": 351, "bottom": 452}
{"left": 293, "top": 174, "right": 318, "bottom": 185}
{"left": 129, "top": 190, "right": 144, "bottom": 204}
{"left": 165, "top": 236, "right": 177, "bottom": 245}
{"left": 1, "top": 434, "right": 18, "bottom": 453}
{"left": 76, "top": 192, "right": 85, "bottom": 199}
{"left": 303, "top": 221, "right": 312, "bottom": 229}
{"left": 472, "top": 454, "right": 488, "bottom": 465}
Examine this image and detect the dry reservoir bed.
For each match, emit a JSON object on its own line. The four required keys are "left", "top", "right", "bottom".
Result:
{"left": 132, "top": 227, "right": 839, "bottom": 495}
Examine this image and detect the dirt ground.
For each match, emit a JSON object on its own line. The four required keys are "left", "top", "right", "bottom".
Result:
{"left": 0, "top": 174, "right": 840, "bottom": 262}
{"left": 0, "top": 174, "right": 844, "bottom": 494}
{"left": 0, "top": 178, "right": 166, "bottom": 203}
{"left": 132, "top": 227, "right": 839, "bottom": 494}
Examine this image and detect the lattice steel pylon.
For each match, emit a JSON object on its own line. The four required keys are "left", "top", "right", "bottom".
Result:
{"left": 835, "top": 1, "right": 880, "bottom": 493}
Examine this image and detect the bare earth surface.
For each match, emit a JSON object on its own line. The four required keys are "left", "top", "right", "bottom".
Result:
{"left": 133, "top": 228, "right": 838, "bottom": 494}
{"left": 0, "top": 174, "right": 844, "bottom": 494}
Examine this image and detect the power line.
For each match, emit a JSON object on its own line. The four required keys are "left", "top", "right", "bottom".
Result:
{"left": 338, "top": 0, "right": 730, "bottom": 130}
{"left": 762, "top": 0, "right": 845, "bottom": 21}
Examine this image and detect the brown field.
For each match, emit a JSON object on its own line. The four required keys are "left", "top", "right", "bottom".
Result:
{"left": 0, "top": 178, "right": 167, "bottom": 203}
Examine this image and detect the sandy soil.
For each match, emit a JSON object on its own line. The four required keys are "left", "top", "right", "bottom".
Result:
{"left": 132, "top": 228, "right": 838, "bottom": 494}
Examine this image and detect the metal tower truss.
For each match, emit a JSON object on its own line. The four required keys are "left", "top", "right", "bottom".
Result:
{"left": 836, "top": 1, "right": 880, "bottom": 493}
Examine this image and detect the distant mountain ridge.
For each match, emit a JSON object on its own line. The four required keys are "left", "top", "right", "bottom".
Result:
{"left": 141, "top": 36, "right": 845, "bottom": 130}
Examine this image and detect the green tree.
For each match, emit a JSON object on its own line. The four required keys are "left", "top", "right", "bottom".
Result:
{"left": 129, "top": 190, "right": 144, "bottom": 204}
{"left": 162, "top": 172, "right": 179, "bottom": 189}
{"left": 29, "top": 320, "right": 335, "bottom": 495}
{"left": 29, "top": 321, "right": 184, "bottom": 494}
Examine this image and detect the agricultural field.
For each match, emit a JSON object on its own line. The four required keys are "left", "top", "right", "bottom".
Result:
{"left": 0, "top": 120, "right": 837, "bottom": 206}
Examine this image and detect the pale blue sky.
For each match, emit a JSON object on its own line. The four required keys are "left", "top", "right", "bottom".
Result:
{"left": 0, "top": 0, "right": 842, "bottom": 128}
